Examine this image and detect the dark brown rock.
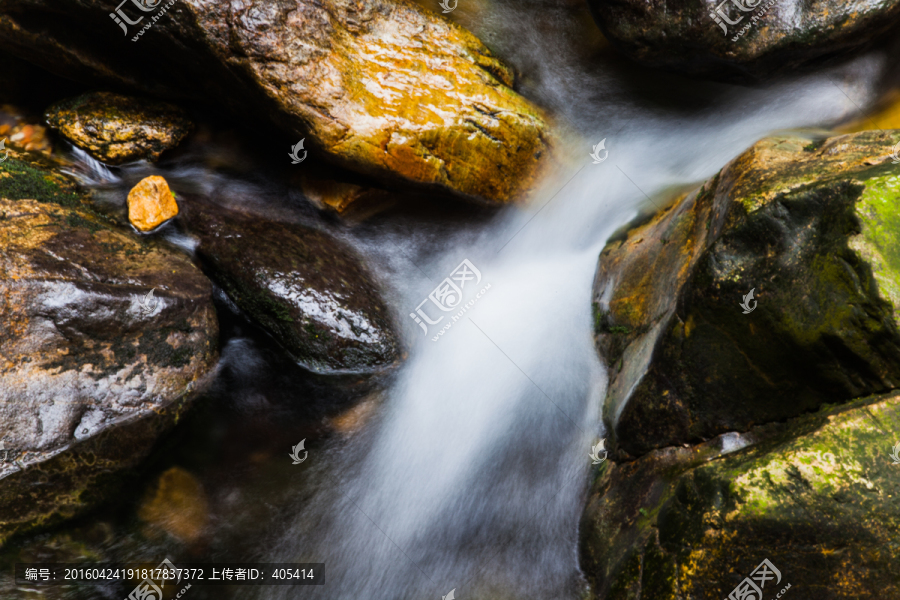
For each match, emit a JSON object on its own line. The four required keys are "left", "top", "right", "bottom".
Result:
{"left": 587, "top": 0, "right": 900, "bottom": 81}
{"left": 179, "top": 197, "right": 399, "bottom": 374}
{"left": 0, "top": 150, "right": 218, "bottom": 546}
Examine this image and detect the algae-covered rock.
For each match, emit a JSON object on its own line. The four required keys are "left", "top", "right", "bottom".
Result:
{"left": 179, "top": 197, "right": 399, "bottom": 375}
{"left": 586, "top": 0, "right": 900, "bottom": 82}
{"left": 0, "top": 151, "right": 217, "bottom": 546}
{"left": 580, "top": 390, "right": 900, "bottom": 599}
{"left": 594, "top": 131, "right": 900, "bottom": 457}
{"left": 44, "top": 92, "right": 192, "bottom": 164}
{"left": 1, "top": 0, "right": 549, "bottom": 203}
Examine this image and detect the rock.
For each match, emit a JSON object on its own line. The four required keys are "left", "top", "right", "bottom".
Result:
{"left": 838, "top": 90, "right": 900, "bottom": 134}
{"left": 44, "top": 92, "right": 192, "bottom": 164}
{"left": 0, "top": 151, "right": 217, "bottom": 546}
{"left": 580, "top": 390, "right": 900, "bottom": 599}
{"left": 138, "top": 467, "right": 209, "bottom": 545}
{"left": 594, "top": 130, "right": 900, "bottom": 457}
{"left": 0, "top": 106, "right": 53, "bottom": 156}
{"left": 586, "top": 0, "right": 900, "bottom": 81}
{"left": 179, "top": 197, "right": 399, "bottom": 374}
{"left": 0, "top": 0, "right": 549, "bottom": 203}
{"left": 127, "top": 175, "right": 179, "bottom": 232}
{"left": 299, "top": 174, "right": 397, "bottom": 222}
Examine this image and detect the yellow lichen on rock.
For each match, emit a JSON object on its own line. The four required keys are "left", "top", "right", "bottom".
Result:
{"left": 138, "top": 467, "right": 209, "bottom": 545}
{"left": 127, "top": 175, "right": 178, "bottom": 232}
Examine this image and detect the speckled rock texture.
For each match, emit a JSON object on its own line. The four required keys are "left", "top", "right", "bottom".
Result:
{"left": 580, "top": 390, "right": 900, "bottom": 599}
{"left": 0, "top": 150, "right": 217, "bottom": 546}
{"left": 179, "top": 197, "right": 399, "bottom": 375}
{"left": 127, "top": 175, "right": 179, "bottom": 232}
{"left": 0, "top": 0, "right": 549, "bottom": 203}
{"left": 587, "top": 0, "right": 900, "bottom": 81}
{"left": 44, "top": 92, "right": 192, "bottom": 164}
{"left": 594, "top": 131, "right": 900, "bottom": 457}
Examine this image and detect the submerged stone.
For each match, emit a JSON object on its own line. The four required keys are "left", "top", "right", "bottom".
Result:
{"left": 594, "top": 130, "right": 900, "bottom": 457}
{"left": 44, "top": 92, "right": 192, "bottom": 164}
{"left": 127, "top": 175, "right": 179, "bottom": 232}
{"left": 179, "top": 197, "right": 400, "bottom": 375}
{"left": 0, "top": 150, "right": 217, "bottom": 546}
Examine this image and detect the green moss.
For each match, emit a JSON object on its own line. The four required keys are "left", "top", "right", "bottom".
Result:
{"left": 0, "top": 158, "right": 82, "bottom": 207}
{"left": 855, "top": 174, "right": 900, "bottom": 322}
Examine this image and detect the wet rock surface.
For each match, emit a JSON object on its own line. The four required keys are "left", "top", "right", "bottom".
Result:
{"left": 127, "top": 175, "right": 179, "bottom": 232}
{"left": 179, "top": 197, "right": 399, "bottom": 375}
{"left": 0, "top": 151, "right": 217, "bottom": 546}
{"left": 44, "top": 92, "right": 192, "bottom": 165}
{"left": 580, "top": 390, "right": 900, "bottom": 600}
{"left": 594, "top": 131, "right": 900, "bottom": 457}
{"left": 0, "top": 0, "right": 549, "bottom": 203}
{"left": 587, "top": 0, "right": 900, "bottom": 81}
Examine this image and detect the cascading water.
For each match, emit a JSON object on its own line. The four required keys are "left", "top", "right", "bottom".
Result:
{"left": 36, "top": 5, "right": 891, "bottom": 599}
{"left": 250, "top": 21, "right": 888, "bottom": 598}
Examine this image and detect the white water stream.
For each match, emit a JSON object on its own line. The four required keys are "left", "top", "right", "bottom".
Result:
{"left": 254, "top": 11, "right": 889, "bottom": 596}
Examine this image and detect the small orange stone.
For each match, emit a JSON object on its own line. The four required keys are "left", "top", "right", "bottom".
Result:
{"left": 127, "top": 175, "right": 179, "bottom": 232}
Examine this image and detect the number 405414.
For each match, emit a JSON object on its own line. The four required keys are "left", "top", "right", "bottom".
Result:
{"left": 271, "top": 569, "right": 314, "bottom": 579}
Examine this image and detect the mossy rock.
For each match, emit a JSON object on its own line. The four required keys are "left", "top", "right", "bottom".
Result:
{"left": 594, "top": 130, "right": 900, "bottom": 457}
{"left": 44, "top": 92, "right": 192, "bottom": 164}
{"left": 0, "top": 150, "right": 217, "bottom": 546}
{"left": 179, "top": 196, "right": 399, "bottom": 375}
{"left": 580, "top": 390, "right": 900, "bottom": 600}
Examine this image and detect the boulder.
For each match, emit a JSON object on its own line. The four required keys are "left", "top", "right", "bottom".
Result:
{"left": 179, "top": 197, "right": 399, "bottom": 374}
{"left": 580, "top": 390, "right": 900, "bottom": 599}
{"left": 594, "top": 130, "right": 900, "bottom": 457}
{"left": 0, "top": 0, "right": 549, "bottom": 203}
{"left": 0, "top": 150, "right": 217, "bottom": 546}
{"left": 127, "top": 175, "right": 179, "bottom": 232}
{"left": 44, "top": 92, "right": 192, "bottom": 164}
{"left": 586, "top": 0, "right": 900, "bottom": 81}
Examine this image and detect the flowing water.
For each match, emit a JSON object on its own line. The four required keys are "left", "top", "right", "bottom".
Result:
{"left": 6, "top": 2, "right": 895, "bottom": 599}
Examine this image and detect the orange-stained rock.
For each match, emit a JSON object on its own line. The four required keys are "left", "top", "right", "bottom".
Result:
{"left": 127, "top": 175, "right": 179, "bottom": 232}
{"left": 138, "top": 467, "right": 209, "bottom": 545}
{"left": 0, "top": 0, "right": 550, "bottom": 204}
{"left": 300, "top": 175, "right": 397, "bottom": 221}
